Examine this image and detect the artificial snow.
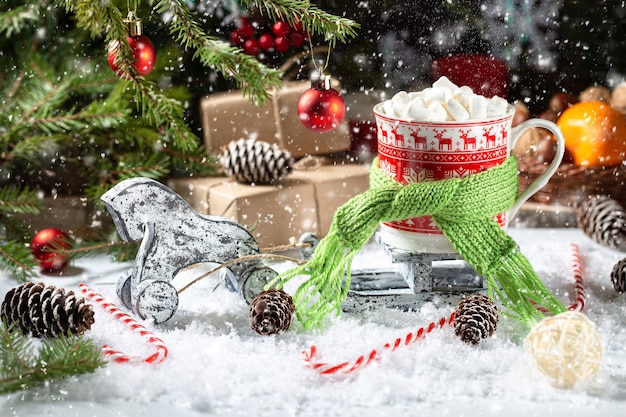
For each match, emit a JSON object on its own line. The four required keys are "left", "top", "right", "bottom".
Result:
{"left": 1, "top": 228, "right": 626, "bottom": 416}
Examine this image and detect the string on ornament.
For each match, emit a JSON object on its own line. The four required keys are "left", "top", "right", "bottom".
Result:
{"left": 79, "top": 283, "right": 168, "bottom": 365}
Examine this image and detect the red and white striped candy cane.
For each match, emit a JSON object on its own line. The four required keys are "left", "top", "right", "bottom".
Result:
{"left": 303, "top": 243, "right": 588, "bottom": 376}
{"left": 568, "top": 243, "right": 586, "bottom": 312}
{"left": 79, "top": 283, "right": 169, "bottom": 364}
{"left": 302, "top": 312, "right": 455, "bottom": 375}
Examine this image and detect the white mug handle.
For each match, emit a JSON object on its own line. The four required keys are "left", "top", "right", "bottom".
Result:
{"left": 508, "top": 119, "right": 566, "bottom": 220}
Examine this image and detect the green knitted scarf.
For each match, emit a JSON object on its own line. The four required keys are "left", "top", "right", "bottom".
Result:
{"left": 268, "top": 156, "right": 566, "bottom": 329}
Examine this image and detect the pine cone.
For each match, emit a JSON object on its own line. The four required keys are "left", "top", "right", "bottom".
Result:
{"left": 577, "top": 195, "right": 626, "bottom": 251}
{"left": 454, "top": 294, "right": 499, "bottom": 345}
{"left": 249, "top": 288, "right": 295, "bottom": 335}
{"left": 611, "top": 258, "right": 626, "bottom": 294}
{"left": 1, "top": 282, "right": 95, "bottom": 338}
{"left": 220, "top": 138, "right": 294, "bottom": 185}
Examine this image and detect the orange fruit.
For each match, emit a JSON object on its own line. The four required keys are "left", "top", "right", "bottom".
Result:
{"left": 556, "top": 101, "right": 626, "bottom": 166}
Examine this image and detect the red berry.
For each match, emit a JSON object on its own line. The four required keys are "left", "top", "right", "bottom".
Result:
{"left": 258, "top": 33, "right": 275, "bottom": 51}
{"left": 239, "top": 17, "right": 255, "bottom": 38}
{"left": 272, "top": 20, "right": 290, "bottom": 37}
{"left": 243, "top": 39, "right": 259, "bottom": 55}
{"left": 292, "top": 19, "right": 304, "bottom": 32}
{"left": 274, "top": 36, "right": 290, "bottom": 53}
{"left": 229, "top": 29, "right": 246, "bottom": 46}
{"left": 289, "top": 32, "right": 306, "bottom": 48}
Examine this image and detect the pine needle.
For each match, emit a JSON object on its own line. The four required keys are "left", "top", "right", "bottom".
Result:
{"left": 0, "top": 322, "right": 106, "bottom": 394}
{"left": 0, "top": 241, "right": 38, "bottom": 282}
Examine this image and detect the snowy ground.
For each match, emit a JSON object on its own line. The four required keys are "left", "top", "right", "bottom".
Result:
{"left": 2, "top": 228, "right": 626, "bottom": 417}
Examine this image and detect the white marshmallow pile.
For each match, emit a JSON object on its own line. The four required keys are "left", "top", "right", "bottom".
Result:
{"left": 380, "top": 76, "right": 511, "bottom": 122}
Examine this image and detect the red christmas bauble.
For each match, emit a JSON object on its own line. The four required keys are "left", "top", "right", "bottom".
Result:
{"left": 108, "top": 35, "right": 157, "bottom": 77}
{"left": 30, "top": 228, "right": 72, "bottom": 272}
{"left": 297, "top": 80, "right": 346, "bottom": 133}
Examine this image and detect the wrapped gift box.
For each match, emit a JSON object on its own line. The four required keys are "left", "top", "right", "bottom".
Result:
{"left": 169, "top": 163, "right": 370, "bottom": 247}
{"left": 289, "top": 163, "right": 371, "bottom": 234}
{"left": 200, "top": 80, "right": 352, "bottom": 158}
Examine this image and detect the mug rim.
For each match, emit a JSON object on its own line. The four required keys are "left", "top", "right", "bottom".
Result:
{"left": 373, "top": 101, "right": 515, "bottom": 126}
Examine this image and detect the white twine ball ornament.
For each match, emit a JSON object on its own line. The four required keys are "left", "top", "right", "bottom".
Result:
{"left": 524, "top": 311, "right": 604, "bottom": 388}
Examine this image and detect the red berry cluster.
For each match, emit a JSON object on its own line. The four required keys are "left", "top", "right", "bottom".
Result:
{"left": 229, "top": 17, "right": 307, "bottom": 57}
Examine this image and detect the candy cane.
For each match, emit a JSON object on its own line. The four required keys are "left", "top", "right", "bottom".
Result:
{"left": 302, "top": 312, "right": 455, "bottom": 375}
{"left": 304, "top": 243, "right": 588, "bottom": 375}
{"left": 568, "top": 243, "right": 586, "bottom": 312}
{"left": 79, "top": 283, "right": 169, "bottom": 364}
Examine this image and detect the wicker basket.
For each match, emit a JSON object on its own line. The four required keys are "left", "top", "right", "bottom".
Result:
{"left": 518, "top": 159, "right": 626, "bottom": 209}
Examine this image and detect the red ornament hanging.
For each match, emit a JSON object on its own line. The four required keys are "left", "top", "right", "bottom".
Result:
{"left": 30, "top": 228, "right": 72, "bottom": 272}
{"left": 298, "top": 75, "right": 346, "bottom": 133}
{"left": 108, "top": 12, "right": 156, "bottom": 77}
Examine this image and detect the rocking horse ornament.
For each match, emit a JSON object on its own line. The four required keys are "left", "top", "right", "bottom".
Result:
{"left": 101, "top": 178, "right": 278, "bottom": 324}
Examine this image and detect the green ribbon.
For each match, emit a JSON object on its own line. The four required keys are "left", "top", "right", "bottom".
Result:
{"left": 268, "top": 156, "right": 565, "bottom": 329}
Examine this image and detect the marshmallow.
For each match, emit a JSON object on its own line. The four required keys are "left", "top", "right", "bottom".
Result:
{"left": 468, "top": 95, "right": 488, "bottom": 119}
{"left": 382, "top": 99, "right": 395, "bottom": 116}
{"left": 427, "top": 102, "right": 448, "bottom": 121}
{"left": 423, "top": 87, "right": 452, "bottom": 105}
{"left": 433, "top": 76, "right": 461, "bottom": 96}
{"left": 379, "top": 76, "right": 511, "bottom": 121}
{"left": 406, "top": 100, "right": 430, "bottom": 121}
{"left": 391, "top": 91, "right": 410, "bottom": 105}
{"left": 444, "top": 98, "right": 470, "bottom": 121}
{"left": 458, "top": 85, "right": 473, "bottom": 95}
{"left": 487, "top": 96, "right": 510, "bottom": 117}
{"left": 392, "top": 101, "right": 409, "bottom": 118}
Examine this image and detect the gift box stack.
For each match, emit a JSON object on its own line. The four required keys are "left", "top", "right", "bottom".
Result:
{"left": 170, "top": 81, "right": 371, "bottom": 248}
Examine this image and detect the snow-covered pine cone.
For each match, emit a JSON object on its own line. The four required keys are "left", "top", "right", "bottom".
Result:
{"left": 249, "top": 288, "right": 295, "bottom": 335}
{"left": 220, "top": 138, "right": 294, "bottom": 185}
{"left": 611, "top": 258, "right": 626, "bottom": 294}
{"left": 577, "top": 194, "right": 626, "bottom": 251}
{"left": 454, "top": 294, "right": 499, "bottom": 345}
{"left": 1, "top": 282, "right": 95, "bottom": 338}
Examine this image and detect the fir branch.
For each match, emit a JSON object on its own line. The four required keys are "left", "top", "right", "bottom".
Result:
{"left": 0, "top": 186, "right": 40, "bottom": 215}
{"left": 0, "top": 322, "right": 106, "bottom": 394}
{"left": 1, "top": 69, "right": 26, "bottom": 113}
{"left": 131, "top": 79, "right": 200, "bottom": 153}
{"left": 5, "top": 134, "right": 65, "bottom": 161}
{"left": 59, "top": 0, "right": 122, "bottom": 40}
{"left": 33, "top": 110, "right": 127, "bottom": 135}
{"left": 0, "top": 240, "right": 37, "bottom": 282}
{"left": 54, "top": 239, "right": 137, "bottom": 262}
{"left": 246, "top": 0, "right": 360, "bottom": 45}
{"left": 0, "top": 3, "right": 44, "bottom": 38}
{"left": 111, "top": 152, "right": 171, "bottom": 181}
{"left": 153, "top": 0, "right": 283, "bottom": 104}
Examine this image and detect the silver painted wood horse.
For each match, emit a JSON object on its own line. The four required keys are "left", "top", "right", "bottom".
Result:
{"left": 101, "top": 178, "right": 278, "bottom": 324}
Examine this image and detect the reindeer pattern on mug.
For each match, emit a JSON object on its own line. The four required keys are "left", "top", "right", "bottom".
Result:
{"left": 377, "top": 119, "right": 509, "bottom": 184}
{"left": 376, "top": 117, "right": 510, "bottom": 234}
